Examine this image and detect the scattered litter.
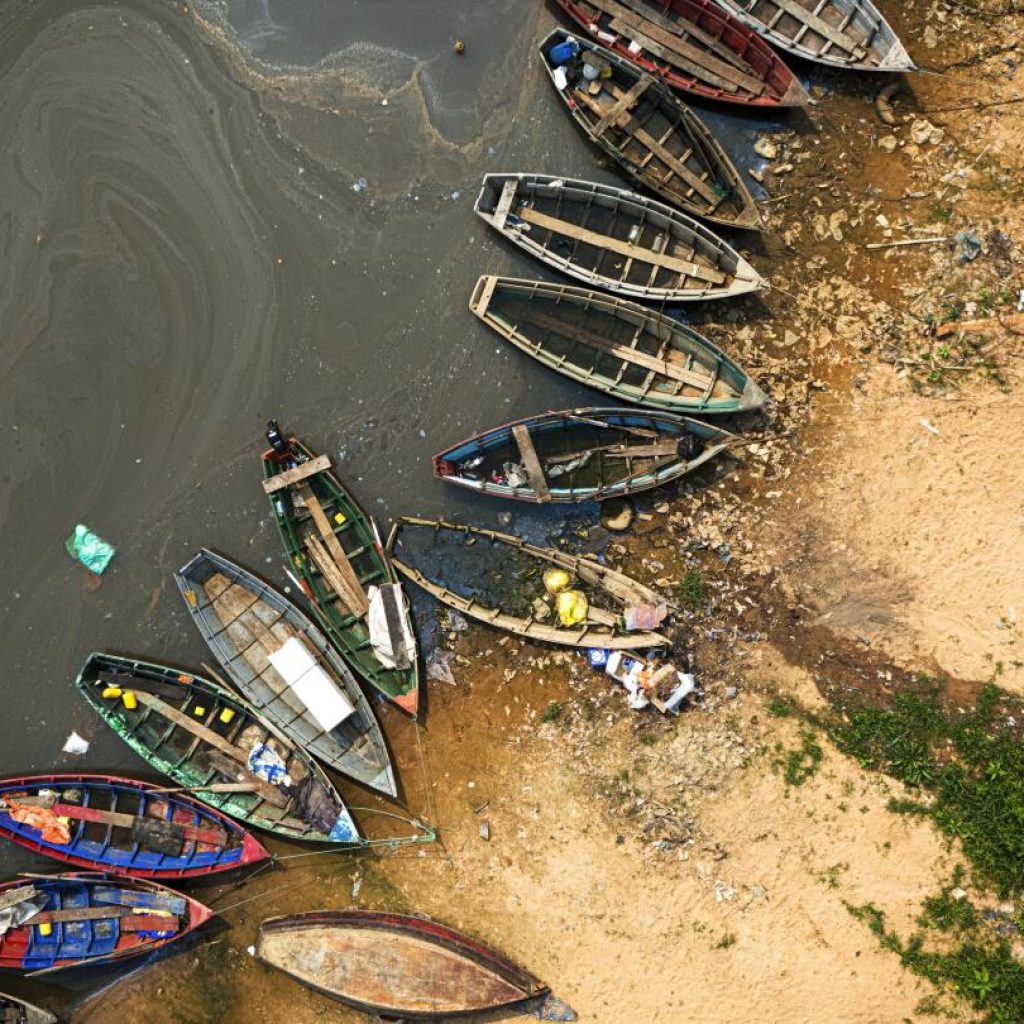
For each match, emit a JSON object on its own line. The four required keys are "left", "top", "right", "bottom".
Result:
{"left": 246, "top": 945, "right": 256, "bottom": 957}
{"left": 65, "top": 524, "right": 115, "bottom": 575}
{"left": 352, "top": 177, "right": 368, "bottom": 193}
{"left": 479, "top": 821, "right": 490, "bottom": 841}
{"left": 62, "top": 731, "right": 90, "bottom": 755}
{"left": 753, "top": 137, "right": 778, "bottom": 160}
{"left": 713, "top": 881, "right": 737, "bottom": 903}
{"left": 248, "top": 744, "right": 292, "bottom": 787}
{"left": 427, "top": 649, "right": 457, "bottom": 685}
{"left": 623, "top": 602, "right": 668, "bottom": 631}
{"left": 954, "top": 228, "right": 982, "bottom": 264}
{"left": 919, "top": 417, "right": 940, "bottom": 436}
{"left": 910, "top": 118, "right": 944, "bottom": 146}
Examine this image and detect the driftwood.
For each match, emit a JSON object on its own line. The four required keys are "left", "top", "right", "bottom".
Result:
{"left": 934, "top": 312, "right": 1024, "bottom": 338}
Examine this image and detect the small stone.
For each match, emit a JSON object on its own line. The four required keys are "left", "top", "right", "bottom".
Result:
{"left": 725, "top": 686, "right": 739, "bottom": 699}
{"left": 877, "top": 135, "right": 898, "bottom": 153}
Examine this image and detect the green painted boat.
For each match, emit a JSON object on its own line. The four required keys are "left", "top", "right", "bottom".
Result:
{"left": 75, "top": 653, "right": 361, "bottom": 845}
{"left": 261, "top": 427, "right": 420, "bottom": 716}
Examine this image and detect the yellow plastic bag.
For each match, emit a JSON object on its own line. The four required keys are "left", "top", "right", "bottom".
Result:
{"left": 543, "top": 569, "right": 572, "bottom": 596}
{"left": 557, "top": 589, "right": 589, "bottom": 627}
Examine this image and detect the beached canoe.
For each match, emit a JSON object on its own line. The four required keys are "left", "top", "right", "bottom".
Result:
{"left": 76, "top": 653, "right": 360, "bottom": 846}
{"left": 0, "top": 993, "right": 55, "bottom": 1024}
{"left": 554, "top": 0, "right": 808, "bottom": 106}
{"left": 256, "top": 910, "right": 576, "bottom": 1020}
{"left": 539, "top": 32, "right": 758, "bottom": 228}
{"left": 474, "top": 176, "right": 764, "bottom": 303}
{"left": 0, "top": 774, "right": 269, "bottom": 880}
{"left": 434, "top": 408, "right": 735, "bottom": 503}
{"left": 470, "top": 276, "right": 766, "bottom": 414}
{"left": 175, "top": 549, "right": 397, "bottom": 798}
{"left": 0, "top": 874, "right": 212, "bottom": 972}
{"left": 388, "top": 517, "right": 673, "bottom": 650}
{"left": 714, "top": 0, "right": 913, "bottom": 70}
{"left": 261, "top": 430, "right": 420, "bottom": 717}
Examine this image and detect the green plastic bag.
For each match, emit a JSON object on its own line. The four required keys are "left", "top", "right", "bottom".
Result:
{"left": 65, "top": 524, "right": 116, "bottom": 575}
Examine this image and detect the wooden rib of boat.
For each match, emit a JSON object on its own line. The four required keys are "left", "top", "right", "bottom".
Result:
{"left": 470, "top": 276, "right": 766, "bottom": 414}
{"left": 75, "top": 653, "right": 361, "bottom": 846}
{"left": 474, "top": 175, "right": 764, "bottom": 302}
{"left": 539, "top": 33, "right": 758, "bottom": 228}
{"left": 434, "top": 408, "right": 735, "bottom": 504}
{"left": 0, "top": 993, "right": 55, "bottom": 1024}
{"left": 715, "top": 0, "right": 913, "bottom": 70}
{"left": 554, "top": 0, "right": 808, "bottom": 106}
{"left": 387, "top": 517, "right": 672, "bottom": 650}
{"left": 0, "top": 874, "right": 212, "bottom": 972}
{"left": 256, "top": 910, "right": 576, "bottom": 1020}
{"left": 261, "top": 432, "right": 420, "bottom": 717}
{"left": 0, "top": 774, "right": 269, "bottom": 880}
{"left": 175, "top": 549, "right": 397, "bottom": 798}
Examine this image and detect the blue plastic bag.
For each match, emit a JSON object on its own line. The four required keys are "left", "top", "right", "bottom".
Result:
{"left": 248, "top": 743, "right": 292, "bottom": 787}
{"left": 65, "top": 524, "right": 115, "bottom": 575}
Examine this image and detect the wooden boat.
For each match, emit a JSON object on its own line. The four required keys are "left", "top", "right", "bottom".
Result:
{"left": 75, "top": 653, "right": 361, "bottom": 846}
{"left": 261, "top": 429, "right": 420, "bottom": 716}
{"left": 0, "top": 993, "right": 55, "bottom": 1024}
{"left": 256, "top": 910, "right": 576, "bottom": 1020}
{"left": 0, "top": 774, "right": 269, "bottom": 880}
{"left": 474, "top": 175, "right": 764, "bottom": 302}
{"left": 175, "top": 549, "right": 397, "bottom": 798}
{"left": 714, "top": 0, "right": 914, "bottom": 70}
{"left": 539, "top": 34, "right": 757, "bottom": 228}
{"left": 434, "top": 408, "right": 735, "bottom": 503}
{"left": 553, "top": 0, "right": 808, "bottom": 107}
{"left": 0, "top": 873, "right": 212, "bottom": 972}
{"left": 387, "top": 517, "right": 672, "bottom": 650}
{"left": 470, "top": 276, "right": 766, "bottom": 414}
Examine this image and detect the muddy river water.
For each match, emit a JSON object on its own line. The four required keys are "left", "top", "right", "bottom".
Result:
{"left": 0, "top": 0, "right": 791, "bottom": 1012}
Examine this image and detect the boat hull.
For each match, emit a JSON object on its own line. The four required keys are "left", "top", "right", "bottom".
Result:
{"left": 75, "top": 653, "right": 360, "bottom": 846}
{"left": 434, "top": 408, "right": 735, "bottom": 503}
{"left": 261, "top": 438, "right": 420, "bottom": 716}
{"left": 0, "top": 873, "right": 212, "bottom": 972}
{"left": 539, "top": 30, "right": 758, "bottom": 228}
{"left": 474, "top": 174, "right": 764, "bottom": 303}
{"left": 554, "top": 0, "right": 808, "bottom": 106}
{"left": 715, "top": 0, "right": 914, "bottom": 71}
{"left": 470, "top": 275, "right": 766, "bottom": 415}
{"left": 256, "top": 910, "right": 548, "bottom": 1018}
{"left": 175, "top": 549, "right": 397, "bottom": 798}
{"left": 0, "top": 774, "right": 269, "bottom": 880}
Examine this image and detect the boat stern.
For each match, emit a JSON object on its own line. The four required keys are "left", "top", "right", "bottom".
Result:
{"left": 240, "top": 829, "right": 273, "bottom": 868}
{"left": 738, "top": 377, "right": 768, "bottom": 412}
{"left": 779, "top": 74, "right": 811, "bottom": 108}
{"left": 877, "top": 37, "right": 917, "bottom": 73}
{"left": 391, "top": 687, "right": 419, "bottom": 718}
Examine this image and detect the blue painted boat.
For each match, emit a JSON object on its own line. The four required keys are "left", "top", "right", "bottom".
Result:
{"left": 433, "top": 408, "right": 735, "bottom": 503}
{"left": 0, "top": 774, "right": 270, "bottom": 881}
{"left": 0, "top": 873, "right": 212, "bottom": 971}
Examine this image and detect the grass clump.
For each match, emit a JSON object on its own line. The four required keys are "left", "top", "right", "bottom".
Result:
{"left": 766, "top": 695, "right": 798, "bottom": 718}
{"left": 828, "top": 678, "right": 1024, "bottom": 896}
{"left": 541, "top": 701, "right": 563, "bottom": 724}
{"left": 714, "top": 932, "right": 737, "bottom": 950}
{"left": 677, "top": 567, "right": 706, "bottom": 610}
{"left": 777, "top": 730, "right": 823, "bottom": 786}
{"left": 847, "top": 886, "right": 1024, "bottom": 1024}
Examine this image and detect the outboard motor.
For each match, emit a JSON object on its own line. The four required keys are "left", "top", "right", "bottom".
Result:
{"left": 266, "top": 420, "right": 289, "bottom": 456}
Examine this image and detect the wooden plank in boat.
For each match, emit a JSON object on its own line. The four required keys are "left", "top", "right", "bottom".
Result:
{"left": 526, "top": 310, "right": 715, "bottom": 389}
{"left": 573, "top": 90, "right": 716, "bottom": 205}
{"left": 515, "top": 206, "right": 725, "bottom": 286}
{"left": 612, "top": 0, "right": 756, "bottom": 73}
{"left": 41, "top": 801, "right": 228, "bottom": 846}
{"left": 299, "top": 485, "right": 370, "bottom": 618}
{"left": 591, "top": 73, "right": 654, "bottom": 136}
{"left": 202, "top": 750, "right": 290, "bottom": 809}
{"left": 768, "top": 0, "right": 867, "bottom": 57}
{"left": 305, "top": 534, "right": 369, "bottom": 619}
{"left": 511, "top": 424, "right": 552, "bottom": 502}
{"left": 32, "top": 906, "right": 146, "bottom": 924}
{"left": 492, "top": 179, "right": 518, "bottom": 230}
{"left": 262, "top": 454, "right": 332, "bottom": 495}
{"left": 585, "top": 0, "right": 764, "bottom": 92}
{"left": 606, "top": 440, "right": 681, "bottom": 458}
{"left": 207, "top": 577, "right": 257, "bottom": 625}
